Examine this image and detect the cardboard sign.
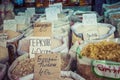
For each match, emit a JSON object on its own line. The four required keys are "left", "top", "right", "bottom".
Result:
{"left": 34, "top": 53, "right": 61, "bottom": 80}
{"left": 82, "top": 13, "right": 97, "bottom": 25}
{"left": 3, "top": 19, "right": 17, "bottom": 31}
{"left": 34, "top": 22, "right": 52, "bottom": 37}
{"left": 29, "top": 37, "right": 51, "bottom": 58}
{"left": 83, "top": 30, "right": 99, "bottom": 40}
{"left": 45, "top": 7, "right": 59, "bottom": 21}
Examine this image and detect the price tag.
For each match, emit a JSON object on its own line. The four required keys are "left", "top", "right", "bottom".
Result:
{"left": 82, "top": 13, "right": 97, "bottom": 25}
{"left": 26, "top": 7, "right": 35, "bottom": 17}
{"left": 15, "top": 16, "right": 26, "bottom": 24}
{"left": 83, "top": 30, "right": 99, "bottom": 40}
{"left": 34, "top": 53, "right": 61, "bottom": 80}
{"left": 29, "top": 37, "right": 51, "bottom": 58}
{"left": 15, "top": 16, "right": 27, "bottom": 31}
{"left": 49, "top": 2, "right": 62, "bottom": 12}
{"left": 3, "top": 19, "right": 17, "bottom": 31}
{"left": 34, "top": 22, "right": 52, "bottom": 37}
{"left": 45, "top": 7, "right": 59, "bottom": 21}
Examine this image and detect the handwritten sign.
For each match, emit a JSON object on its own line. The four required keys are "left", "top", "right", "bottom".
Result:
{"left": 0, "top": 33, "right": 7, "bottom": 47}
{"left": 34, "top": 22, "right": 52, "bottom": 37}
{"left": 3, "top": 19, "right": 17, "bottom": 31}
{"left": 34, "top": 53, "right": 61, "bottom": 80}
{"left": 82, "top": 13, "right": 97, "bottom": 25}
{"left": 45, "top": 7, "right": 59, "bottom": 21}
{"left": 83, "top": 30, "right": 99, "bottom": 40}
{"left": 29, "top": 37, "right": 51, "bottom": 58}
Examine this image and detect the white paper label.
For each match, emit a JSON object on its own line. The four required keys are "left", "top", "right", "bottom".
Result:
{"left": 49, "top": 3, "right": 62, "bottom": 12}
{"left": 92, "top": 60, "right": 120, "bottom": 79}
{"left": 4, "top": 19, "right": 17, "bottom": 31}
{"left": 26, "top": 8, "right": 35, "bottom": 17}
{"left": 15, "top": 16, "right": 26, "bottom": 24}
{"left": 45, "top": 7, "right": 59, "bottom": 21}
{"left": 83, "top": 30, "right": 99, "bottom": 40}
{"left": 29, "top": 37, "right": 51, "bottom": 58}
{"left": 82, "top": 13, "right": 97, "bottom": 25}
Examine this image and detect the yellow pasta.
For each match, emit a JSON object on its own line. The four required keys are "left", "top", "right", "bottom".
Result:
{"left": 80, "top": 41, "right": 120, "bottom": 62}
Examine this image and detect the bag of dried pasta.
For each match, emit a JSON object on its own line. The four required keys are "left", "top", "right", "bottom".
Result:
{"left": 76, "top": 38, "right": 120, "bottom": 80}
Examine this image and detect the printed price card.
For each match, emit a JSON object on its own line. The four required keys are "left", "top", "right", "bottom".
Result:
{"left": 3, "top": 19, "right": 17, "bottom": 31}
{"left": 82, "top": 13, "right": 97, "bottom": 25}
{"left": 34, "top": 53, "right": 61, "bottom": 80}
{"left": 29, "top": 37, "right": 51, "bottom": 58}
{"left": 83, "top": 30, "right": 99, "bottom": 40}
{"left": 34, "top": 22, "right": 52, "bottom": 37}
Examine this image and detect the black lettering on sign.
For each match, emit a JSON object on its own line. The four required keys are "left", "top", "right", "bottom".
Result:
{"left": 35, "top": 23, "right": 50, "bottom": 32}
{"left": 34, "top": 53, "right": 61, "bottom": 80}
{"left": 30, "top": 39, "right": 51, "bottom": 47}
{"left": 39, "top": 68, "right": 51, "bottom": 76}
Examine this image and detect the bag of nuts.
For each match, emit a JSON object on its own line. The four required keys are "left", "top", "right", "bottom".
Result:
{"left": 8, "top": 54, "right": 82, "bottom": 80}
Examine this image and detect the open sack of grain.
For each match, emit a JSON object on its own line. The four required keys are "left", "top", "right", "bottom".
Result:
{"left": 104, "top": 8, "right": 120, "bottom": 23}
{"left": 69, "top": 11, "right": 103, "bottom": 23}
{"left": 17, "top": 34, "right": 69, "bottom": 55}
{"left": 103, "top": 2, "right": 120, "bottom": 11}
{"left": 109, "top": 12, "right": 120, "bottom": 27}
{"left": 7, "top": 53, "right": 85, "bottom": 80}
{"left": 0, "top": 46, "right": 8, "bottom": 63}
{"left": 117, "top": 22, "right": 120, "bottom": 37}
{"left": 0, "top": 30, "right": 24, "bottom": 43}
{"left": 76, "top": 38, "right": 120, "bottom": 80}
{"left": 0, "top": 63, "right": 7, "bottom": 80}
{"left": 71, "top": 23, "right": 116, "bottom": 44}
